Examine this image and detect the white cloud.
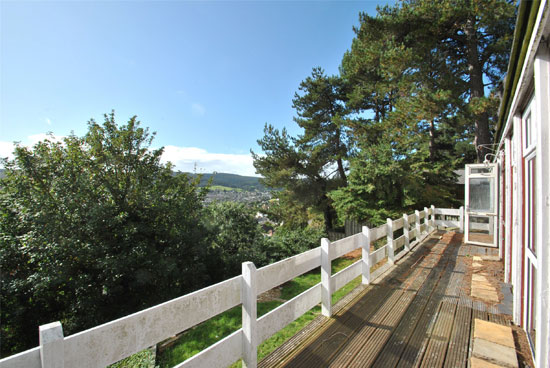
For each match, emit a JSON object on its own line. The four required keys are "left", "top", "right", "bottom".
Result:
{"left": 0, "top": 141, "right": 15, "bottom": 161}
{"left": 45, "top": 118, "right": 52, "bottom": 125}
{"left": 161, "top": 145, "right": 258, "bottom": 177}
{"left": 0, "top": 135, "right": 259, "bottom": 177}
{"left": 191, "top": 103, "right": 206, "bottom": 117}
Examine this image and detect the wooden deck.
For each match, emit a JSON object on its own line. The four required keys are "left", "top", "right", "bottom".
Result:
{"left": 259, "top": 231, "right": 508, "bottom": 368}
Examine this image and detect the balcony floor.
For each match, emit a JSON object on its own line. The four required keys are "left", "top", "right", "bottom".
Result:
{"left": 259, "top": 231, "right": 512, "bottom": 368}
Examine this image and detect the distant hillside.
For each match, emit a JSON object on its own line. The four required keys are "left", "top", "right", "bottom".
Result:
{"left": 184, "top": 172, "right": 266, "bottom": 191}
{"left": 0, "top": 169, "right": 267, "bottom": 192}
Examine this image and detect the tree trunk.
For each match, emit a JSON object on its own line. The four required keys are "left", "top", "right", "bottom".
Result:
{"left": 429, "top": 119, "right": 436, "bottom": 162}
{"left": 465, "top": 17, "right": 491, "bottom": 163}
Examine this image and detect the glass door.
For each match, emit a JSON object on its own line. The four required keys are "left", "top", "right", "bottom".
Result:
{"left": 465, "top": 163, "right": 498, "bottom": 247}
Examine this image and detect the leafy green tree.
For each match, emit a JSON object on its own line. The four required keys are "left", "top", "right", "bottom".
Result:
{"left": 252, "top": 69, "right": 351, "bottom": 231}
{"left": 202, "top": 202, "right": 265, "bottom": 281}
{"left": 0, "top": 113, "right": 209, "bottom": 356}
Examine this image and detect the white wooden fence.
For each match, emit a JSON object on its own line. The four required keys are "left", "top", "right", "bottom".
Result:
{"left": 0, "top": 206, "right": 463, "bottom": 368}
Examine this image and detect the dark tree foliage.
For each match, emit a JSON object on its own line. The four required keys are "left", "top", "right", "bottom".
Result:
{"left": 330, "top": 0, "right": 515, "bottom": 223}
{"left": 252, "top": 68, "right": 350, "bottom": 231}
{"left": 0, "top": 114, "right": 210, "bottom": 356}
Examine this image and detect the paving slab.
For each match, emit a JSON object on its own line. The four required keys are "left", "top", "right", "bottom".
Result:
{"left": 473, "top": 256, "right": 483, "bottom": 261}
{"left": 473, "top": 281, "right": 497, "bottom": 292}
{"left": 470, "top": 357, "right": 506, "bottom": 368}
{"left": 471, "top": 288, "right": 499, "bottom": 302}
{"left": 481, "top": 255, "right": 501, "bottom": 261}
{"left": 472, "top": 274, "right": 489, "bottom": 282}
{"left": 472, "top": 338, "right": 519, "bottom": 368}
{"left": 474, "top": 319, "right": 515, "bottom": 348}
{"left": 473, "top": 262, "right": 483, "bottom": 267}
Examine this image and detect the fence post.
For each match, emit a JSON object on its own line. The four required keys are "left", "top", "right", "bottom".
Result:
{"left": 430, "top": 205, "right": 436, "bottom": 232}
{"left": 321, "top": 238, "right": 332, "bottom": 317}
{"left": 459, "top": 206, "right": 464, "bottom": 233}
{"left": 403, "top": 214, "right": 410, "bottom": 252}
{"left": 386, "top": 218, "right": 394, "bottom": 265}
{"left": 415, "top": 210, "right": 421, "bottom": 241}
{"left": 424, "top": 207, "right": 430, "bottom": 235}
{"left": 242, "top": 262, "right": 257, "bottom": 368}
{"left": 39, "top": 321, "right": 64, "bottom": 368}
{"left": 362, "top": 226, "right": 371, "bottom": 285}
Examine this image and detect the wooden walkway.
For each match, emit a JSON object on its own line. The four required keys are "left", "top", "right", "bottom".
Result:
{"left": 259, "top": 231, "right": 507, "bottom": 368}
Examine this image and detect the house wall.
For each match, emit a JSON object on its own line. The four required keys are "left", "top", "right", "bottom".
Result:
{"left": 497, "top": 2, "right": 550, "bottom": 366}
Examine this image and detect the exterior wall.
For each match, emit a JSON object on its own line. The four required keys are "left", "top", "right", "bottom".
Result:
{"left": 497, "top": 2, "right": 550, "bottom": 366}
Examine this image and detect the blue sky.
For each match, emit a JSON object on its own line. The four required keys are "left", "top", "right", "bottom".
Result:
{"left": 1, "top": 0, "right": 392, "bottom": 176}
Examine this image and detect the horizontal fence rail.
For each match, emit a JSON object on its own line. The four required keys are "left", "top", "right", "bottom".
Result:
{"left": 0, "top": 206, "right": 464, "bottom": 368}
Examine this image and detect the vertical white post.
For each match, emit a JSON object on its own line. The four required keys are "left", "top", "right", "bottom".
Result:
{"left": 386, "top": 218, "right": 394, "bottom": 265}
{"left": 415, "top": 210, "right": 421, "bottom": 241}
{"left": 242, "top": 262, "right": 257, "bottom": 368}
{"left": 362, "top": 226, "right": 371, "bottom": 285}
{"left": 459, "top": 206, "right": 464, "bottom": 233}
{"left": 403, "top": 214, "right": 410, "bottom": 252}
{"left": 321, "top": 238, "right": 332, "bottom": 317}
{"left": 423, "top": 207, "right": 429, "bottom": 235}
{"left": 39, "top": 322, "right": 64, "bottom": 368}
{"left": 430, "top": 205, "right": 436, "bottom": 232}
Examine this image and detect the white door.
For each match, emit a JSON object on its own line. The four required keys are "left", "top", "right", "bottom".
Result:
{"left": 521, "top": 97, "right": 537, "bottom": 354}
{"left": 465, "top": 163, "right": 498, "bottom": 247}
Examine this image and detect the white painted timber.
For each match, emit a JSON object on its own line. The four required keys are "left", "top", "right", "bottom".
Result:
{"left": 370, "top": 246, "right": 387, "bottom": 265}
{"left": 408, "top": 213, "right": 416, "bottom": 223}
{"left": 394, "top": 235, "right": 406, "bottom": 249}
{"left": 370, "top": 225, "right": 387, "bottom": 242}
{"left": 420, "top": 224, "right": 427, "bottom": 233}
{"left": 403, "top": 214, "right": 410, "bottom": 251}
{"left": 242, "top": 262, "right": 257, "bottom": 368}
{"left": 63, "top": 275, "right": 242, "bottom": 368}
{"left": 434, "top": 208, "right": 461, "bottom": 216}
{"left": 418, "top": 211, "right": 426, "bottom": 219}
{"left": 257, "top": 247, "right": 321, "bottom": 294}
{"left": 362, "top": 226, "right": 371, "bottom": 285}
{"left": 435, "top": 220, "right": 461, "bottom": 228}
{"left": 392, "top": 217, "right": 404, "bottom": 231}
{"left": 321, "top": 238, "right": 332, "bottom": 317}
{"left": 40, "top": 322, "right": 64, "bottom": 368}
{"left": 409, "top": 228, "right": 418, "bottom": 239}
{"left": 331, "top": 233, "right": 362, "bottom": 261}
{"left": 257, "top": 284, "right": 321, "bottom": 344}
{"left": 0, "top": 347, "right": 40, "bottom": 368}
{"left": 387, "top": 218, "right": 395, "bottom": 265}
{"left": 332, "top": 260, "right": 362, "bottom": 292}
{"left": 175, "top": 330, "right": 242, "bottom": 368}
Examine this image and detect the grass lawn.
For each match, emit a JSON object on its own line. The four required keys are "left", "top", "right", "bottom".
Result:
{"left": 156, "top": 255, "right": 362, "bottom": 368}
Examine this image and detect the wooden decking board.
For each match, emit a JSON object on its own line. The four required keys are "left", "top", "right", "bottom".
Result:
{"left": 370, "top": 243, "right": 458, "bottom": 368}
{"left": 394, "top": 245, "right": 461, "bottom": 368}
{"left": 329, "top": 239, "right": 451, "bottom": 367}
{"left": 443, "top": 296, "right": 473, "bottom": 368}
{"left": 420, "top": 299, "right": 458, "bottom": 368}
{"left": 346, "top": 291, "right": 417, "bottom": 368}
{"left": 259, "top": 233, "right": 510, "bottom": 368}
{"left": 282, "top": 283, "right": 397, "bottom": 367}
{"left": 280, "top": 238, "right": 444, "bottom": 368}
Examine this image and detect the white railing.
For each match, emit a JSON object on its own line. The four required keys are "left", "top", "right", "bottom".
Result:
{"left": 0, "top": 206, "right": 464, "bottom": 368}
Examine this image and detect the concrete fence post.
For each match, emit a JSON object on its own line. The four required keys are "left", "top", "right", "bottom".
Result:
{"left": 403, "top": 214, "right": 410, "bottom": 252}
{"left": 321, "top": 238, "right": 332, "bottom": 317}
{"left": 459, "top": 206, "right": 465, "bottom": 233}
{"left": 415, "top": 210, "right": 421, "bottom": 241}
{"left": 387, "top": 218, "right": 394, "bottom": 265}
{"left": 242, "top": 262, "right": 258, "bottom": 368}
{"left": 39, "top": 321, "right": 64, "bottom": 368}
{"left": 361, "top": 226, "right": 371, "bottom": 285}
{"left": 431, "top": 205, "right": 436, "bottom": 232}
{"left": 423, "top": 207, "right": 429, "bottom": 236}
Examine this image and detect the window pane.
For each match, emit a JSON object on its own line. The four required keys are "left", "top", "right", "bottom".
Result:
{"left": 469, "top": 177, "right": 494, "bottom": 212}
